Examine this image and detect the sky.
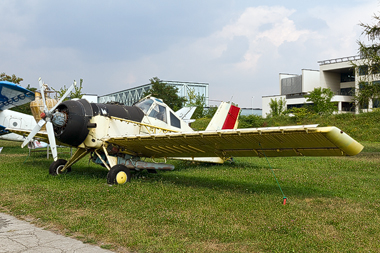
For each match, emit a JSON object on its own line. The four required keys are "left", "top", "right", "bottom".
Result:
{"left": 1, "top": 0, "right": 379, "bottom": 108}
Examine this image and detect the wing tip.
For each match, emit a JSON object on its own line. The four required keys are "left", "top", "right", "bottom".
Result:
{"left": 325, "top": 127, "right": 364, "bottom": 156}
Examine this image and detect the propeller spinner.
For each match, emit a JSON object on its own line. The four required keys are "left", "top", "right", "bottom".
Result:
{"left": 21, "top": 78, "right": 76, "bottom": 161}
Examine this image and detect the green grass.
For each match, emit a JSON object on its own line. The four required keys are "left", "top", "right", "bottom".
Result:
{"left": 1, "top": 139, "right": 380, "bottom": 252}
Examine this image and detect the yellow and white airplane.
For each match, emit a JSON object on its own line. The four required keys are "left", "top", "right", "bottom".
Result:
{"left": 8, "top": 78, "right": 364, "bottom": 185}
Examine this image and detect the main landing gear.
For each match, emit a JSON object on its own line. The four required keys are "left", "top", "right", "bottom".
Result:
{"left": 107, "top": 164, "right": 131, "bottom": 185}
{"left": 49, "top": 159, "right": 72, "bottom": 175}
{"left": 47, "top": 147, "right": 174, "bottom": 185}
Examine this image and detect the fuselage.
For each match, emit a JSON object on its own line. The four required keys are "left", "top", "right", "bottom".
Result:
{"left": 51, "top": 97, "right": 194, "bottom": 150}
{"left": 0, "top": 109, "right": 37, "bottom": 142}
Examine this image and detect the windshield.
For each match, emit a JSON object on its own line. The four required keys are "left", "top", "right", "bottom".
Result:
{"left": 149, "top": 104, "right": 167, "bottom": 123}
{"left": 134, "top": 99, "right": 154, "bottom": 114}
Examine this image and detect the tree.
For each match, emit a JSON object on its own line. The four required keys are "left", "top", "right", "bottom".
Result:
{"left": 356, "top": 82, "right": 380, "bottom": 109}
{"left": 186, "top": 88, "right": 206, "bottom": 119}
{"left": 304, "top": 87, "right": 337, "bottom": 115}
{"left": 0, "top": 72, "right": 23, "bottom": 84}
{"left": 353, "top": 13, "right": 380, "bottom": 109}
{"left": 53, "top": 79, "right": 84, "bottom": 100}
{"left": 204, "top": 106, "right": 218, "bottom": 118}
{"left": 142, "top": 77, "right": 186, "bottom": 111}
{"left": 288, "top": 107, "right": 313, "bottom": 124}
{"left": 267, "top": 97, "right": 286, "bottom": 117}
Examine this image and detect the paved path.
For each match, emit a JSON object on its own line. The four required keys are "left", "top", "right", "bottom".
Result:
{"left": 0, "top": 212, "right": 114, "bottom": 253}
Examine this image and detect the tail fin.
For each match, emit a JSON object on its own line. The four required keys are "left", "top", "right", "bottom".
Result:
{"left": 206, "top": 102, "right": 241, "bottom": 131}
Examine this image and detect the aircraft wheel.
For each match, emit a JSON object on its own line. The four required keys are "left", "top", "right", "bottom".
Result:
{"left": 49, "top": 159, "right": 72, "bottom": 175}
{"left": 107, "top": 164, "right": 131, "bottom": 185}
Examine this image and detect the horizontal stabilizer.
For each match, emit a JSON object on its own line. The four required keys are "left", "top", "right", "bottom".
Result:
{"left": 175, "top": 107, "right": 196, "bottom": 124}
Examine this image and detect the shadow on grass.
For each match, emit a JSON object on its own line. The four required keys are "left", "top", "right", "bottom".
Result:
{"left": 152, "top": 172, "right": 336, "bottom": 199}
{"left": 20, "top": 155, "right": 336, "bottom": 200}
{"left": 119, "top": 160, "right": 336, "bottom": 199}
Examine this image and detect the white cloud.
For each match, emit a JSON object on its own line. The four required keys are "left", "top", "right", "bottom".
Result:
{"left": 306, "top": 2, "right": 379, "bottom": 59}
{"left": 1, "top": 1, "right": 380, "bottom": 108}
{"left": 189, "top": 6, "right": 312, "bottom": 71}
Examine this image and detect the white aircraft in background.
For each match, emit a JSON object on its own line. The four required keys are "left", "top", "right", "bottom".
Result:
{"left": 0, "top": 80, "right": 47, "bottom": 148}
{"left": 8, "top": 78, "right": 364, "bottom": 185}
{"left": 0, "top": 80, "right": 37, "bottom": 141}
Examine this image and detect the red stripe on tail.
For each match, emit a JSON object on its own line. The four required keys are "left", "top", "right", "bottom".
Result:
{"left": 222, "top": 105, "right": 240, "bottom": 129}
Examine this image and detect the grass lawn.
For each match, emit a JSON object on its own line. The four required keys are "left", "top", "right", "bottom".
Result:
{"left": 0, "top": 139, "right": 379, "bottom": 252}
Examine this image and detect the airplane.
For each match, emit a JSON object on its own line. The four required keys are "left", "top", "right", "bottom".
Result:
{"left": 0, "top": 80, "right": 37, "bottom": 142}
{"left": 0, "top": 80, "right": 52, "bottom": 151}
{"left": 7, "top": 78, "right": 364, "bottom": 185}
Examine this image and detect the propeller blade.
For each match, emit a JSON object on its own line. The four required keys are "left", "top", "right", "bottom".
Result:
{"left": 46, "top": 121, "right": 58, "bottom": 161}
{"left": 21, "top": 119, "right": 46, "bottom": 148}
{"left": 39, "top": 77, "right": 48, "bottom": 112}
{"left": 49, "top": 81, "right": 76, "bottom": 113}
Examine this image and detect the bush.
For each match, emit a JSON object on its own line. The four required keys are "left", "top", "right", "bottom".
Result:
{"left": 191, "top": 118, "right": 211, "bottom": 131}
{"left": 238, "top": 115, "right": 266, "bottom": 128}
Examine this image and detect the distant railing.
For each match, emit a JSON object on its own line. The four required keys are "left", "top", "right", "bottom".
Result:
{"left": 318, "top": 55, "right": 362, "bottom": 65}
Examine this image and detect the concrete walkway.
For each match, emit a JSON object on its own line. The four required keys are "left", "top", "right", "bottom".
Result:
{"left": 0, "top": 212, "right": 114, "bottom": 253}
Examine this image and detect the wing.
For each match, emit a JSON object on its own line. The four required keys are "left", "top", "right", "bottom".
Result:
{"left": 6, "top": 127, "right": 48, "bottom": 141}
{"left": 0, "top": 81, "right": 35, "bottom": 111}
{"left": 104, "top": 125, "right": 363, "bottom": 159}
{"left": 6, "top": 127, "right": 68, "bottom": 147}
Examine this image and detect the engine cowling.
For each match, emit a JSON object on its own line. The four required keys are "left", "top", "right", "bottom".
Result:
{"left": 52, "top": 99, "right": 144, "bottom": 147}
{"left": 53, "top": 99, "right": 92, "bottom": 146}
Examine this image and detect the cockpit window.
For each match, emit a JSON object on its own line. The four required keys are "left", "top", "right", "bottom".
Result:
{"left": 170, "top": 112, "right": 181, "bottom": 128}
{"left": 149, "top": 104, "right": 167, "bottom": 123}
{"left": 135, "top": 99, "right": 154, "bottom": 114}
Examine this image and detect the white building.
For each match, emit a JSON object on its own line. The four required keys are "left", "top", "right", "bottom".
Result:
{"left": 261, "top": 55, "right": 376, "bottom": 118}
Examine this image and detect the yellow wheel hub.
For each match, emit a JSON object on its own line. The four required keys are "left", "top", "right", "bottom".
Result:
{"left": 116, "top": 171, "right": 127, "bottom": 184}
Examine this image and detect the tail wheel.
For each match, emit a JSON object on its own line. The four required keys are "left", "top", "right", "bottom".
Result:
{"left": 107, "top": 164, "right": 131, "bottom": 185}
{"left": 49, "top": 159, "right": 72, "bottom": 175}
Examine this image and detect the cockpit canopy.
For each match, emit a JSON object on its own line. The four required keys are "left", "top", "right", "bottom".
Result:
{"left": 134, "top": 97, "right": 181, "bottom": 128}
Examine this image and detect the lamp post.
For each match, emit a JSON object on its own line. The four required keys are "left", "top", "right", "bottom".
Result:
{"left": 251, "top": 96, "right": 254, "bottom": 115}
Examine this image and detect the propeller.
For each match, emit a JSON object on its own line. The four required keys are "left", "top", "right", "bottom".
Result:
{"left": 22, "top": 78, "right": 76, "bottom": 161}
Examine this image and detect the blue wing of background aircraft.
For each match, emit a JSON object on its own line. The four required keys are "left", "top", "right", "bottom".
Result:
{"left": 0, "top": 81, "right": 35, "bottom": 111}
{"left": 0, "top": 125, "right": 8, "bottom": 136}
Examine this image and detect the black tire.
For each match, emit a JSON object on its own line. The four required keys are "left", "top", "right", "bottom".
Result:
{"left": 49, "top": 159, "right": 72, "bottom": 175}
{"left": 107, "top": 164, "right": 131, "bottom": 185}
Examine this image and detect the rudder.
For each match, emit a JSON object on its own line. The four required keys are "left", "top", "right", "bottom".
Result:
{"left": 206, "top": 102, "right": 241, "bottom": 131}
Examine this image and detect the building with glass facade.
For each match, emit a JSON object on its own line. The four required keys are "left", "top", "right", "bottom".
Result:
{"left": 98, "top": 80, "right": 209, "bottom": 106}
